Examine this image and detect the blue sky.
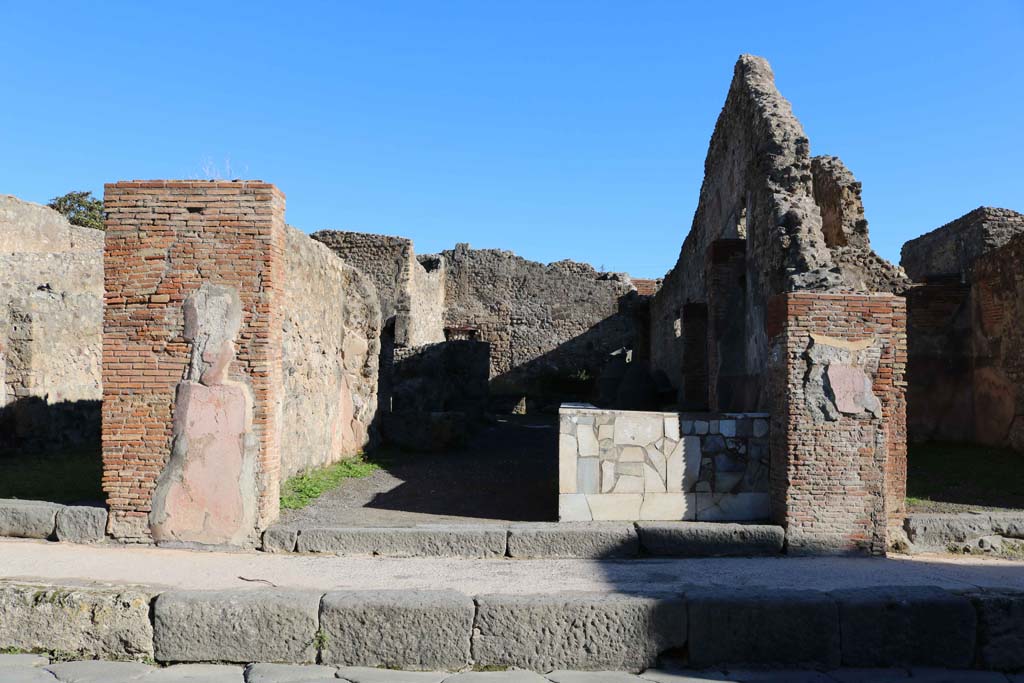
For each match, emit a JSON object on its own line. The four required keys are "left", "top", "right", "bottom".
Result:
{"left": 1, "top": 2, "right": 1021, "bottom": 278}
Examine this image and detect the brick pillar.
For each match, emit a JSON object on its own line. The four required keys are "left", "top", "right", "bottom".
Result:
{"left": 102, "top": 181, "right": 285, "bottom": 544}
{"left": 767, "top": 292, "right": 907, "bottom": 555}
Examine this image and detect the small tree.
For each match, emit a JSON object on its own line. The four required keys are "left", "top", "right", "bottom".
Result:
{"left": 48, "top": 190, "right": 104, "bottom": 231}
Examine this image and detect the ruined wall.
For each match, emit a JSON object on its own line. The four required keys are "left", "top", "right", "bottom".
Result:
{"left": 439, "top": 243, "right": 640, "bottom": 399}
{"left": 310, "top": 230, "right": 445, "bottom": 347}
{"left": 102, "top": 181, "right": 286, "bottom": 544}
{"left": 901, "top": 207, "right": 1024, "bottom": 448}
{"left": 649, "top": 56, "right": 908, "bottom": 412}
{"left": 901, "top": 207, "right": 1024, "bottom": 282}
{"left": 281, "top": 227, "right": 381, "bottom": 478}
{"left": 0, "top": 196, "right": 103, "bottom": 448}
{"left": 767, "top": 292, "right": 907, "bottom": 555}
{"left": 969, "top": 233, "right": 1024, "bottom": 451}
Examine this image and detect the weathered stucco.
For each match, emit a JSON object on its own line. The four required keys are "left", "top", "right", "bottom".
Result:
{"left": 0, "top": 195, "right": 103, "bottom": 449}
{"left": 282, "top": 227, "right": 382, "bottom": 478}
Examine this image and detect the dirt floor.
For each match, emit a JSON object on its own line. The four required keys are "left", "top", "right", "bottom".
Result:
{"left": 275, "top": 414, "right": 559, "bottom": 528}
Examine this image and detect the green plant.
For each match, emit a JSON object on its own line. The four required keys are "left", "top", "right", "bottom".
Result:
{"left": 279, "top": 455, "right": 378, "bottom": 510}
{"left": 312, "top": 629, "right": 329, "bottom": 651}
{"left": 47, "top": 191, "right": 104, "bottom": 231}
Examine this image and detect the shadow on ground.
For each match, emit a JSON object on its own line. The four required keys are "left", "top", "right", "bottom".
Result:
{"left": 277, "top": 414, "right": 559, "bottom": 527}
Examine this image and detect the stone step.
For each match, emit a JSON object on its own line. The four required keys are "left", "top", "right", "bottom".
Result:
{"left": 261, "top": 522, "right": 786, "bottom": 558}
{"left": 3, "top": 581, "right": 1021, "bottom": 673}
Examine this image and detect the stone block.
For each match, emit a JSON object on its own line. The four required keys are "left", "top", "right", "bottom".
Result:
{"left": 586, "top": 494, "right": 642, "bottom": 520}
{"left": 904, "top": 513, "right": 994, "bottom": 550}
{"left": 473, "top": 592, "right": 686, "bottom": 671}
{"left": 989, "top": 512, "right": 1024, "bottom": 539}
{"left": 559, "top": 435, "right": 578, "bottom": 494}
{"left": 614, "top": 414, "right": 663, "bottom": 447}
{"left": 0, "top": 583, "right": 153, "bottom": 660}
{"left": 0, "top": 654, "right": 48, "bottom": 668}
{"left": 577, "top": 457, "right": 601, "bottom": 494}
{"left": 638, "top": 493, "right": 694, "bottom": 521}
{"left": 153, "top": 589, "right": 321, "bottom": 663}
{"left": 44, "top": 660, "right": 155, "bottom": 681}
{"left": 636, "top": 522, "right": 783, "bottom": 556}
{"left": 578, "top": 426, "right": 599, "bottom": 457}
{"left": 295, "top": 526, "right": 507, "bottom": 558}
{"left": 687, "top": 588, "right": 840, "bottom": 668}
{"left": 507, "top": 523, "right": 639, "bottom": 558}
{"left": 833, "top": 586, "right": 975, "bottom": 667}
{"left": 694, "top": 493, "right": 768, "bottom": 522}
{"left": 0, "top": 667, "right": 58, "bottom": 682}
{"left": 444, "top": 673, "right": 550, "bottom": 683}
{"left": 262, "top": 527, "right": 298, "bottom": 553}
{"left": 146, "top": 664, "right": 245, "bottom": 681}
{"left": 547, "top": 673, "right": 648, "bottom": 683}
{"left": 54, "top": 506, "right": 107, "bottom": 543}
{"left": 0, "top": 499, "right": 60, "bottom": 539}
{"left": 319, "top": 590, "right": 474, "bottom": 670}
{"left": 971, "top": 590, "right": 1024, "bottom": 671}
{"left": 559, "top": 494, "right": 592, "bottom": 521}
{"left": 245, "top": 663, "right": 339, "bottom": 683}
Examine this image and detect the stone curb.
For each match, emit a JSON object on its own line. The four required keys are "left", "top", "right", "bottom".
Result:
{"left": 3, "top": 581, "right": 1023, "bottom": 672}
{"left": 905, "top": 512, "right": 1024, "bottom": 551}
{"left": 262, "top": 522, "right": 787, "bottom": 559}
{"left": 0, "top": 499, "right": 108, "bottom": 543}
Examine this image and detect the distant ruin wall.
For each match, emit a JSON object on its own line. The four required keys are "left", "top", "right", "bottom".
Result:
{"left": 282, "top": 227, "right": 381, "bottom": 479}
{"left": 767, "top": 292, "right": 907, "bottom": 554}
{"left": 311, "top": 230, "right": 445, "bottom": 347}
{"left": 0, "top": 196, "right": 103, "bottom": 449}
{"left": 901, "top": 207, "right": 1024, "bottom": 282}
{"left": 439, "top": 243, "right": 640, "bottom": 400}
{"left": 902, "top": 207, "right": 1024, "bottom": 448}
{"left": 650, "top": 56, "right": 907, "bottom": 412}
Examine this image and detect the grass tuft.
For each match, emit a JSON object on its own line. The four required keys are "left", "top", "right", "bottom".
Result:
{"left": 280, "top": 455, "right": 378, "bottom": 510}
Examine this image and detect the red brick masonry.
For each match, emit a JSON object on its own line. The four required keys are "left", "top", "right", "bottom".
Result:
{"left": 768, "top": 292, "right": 907, "bottom": 554}
{"left": 102, "top": 181, "right": 286, "bottom": 541}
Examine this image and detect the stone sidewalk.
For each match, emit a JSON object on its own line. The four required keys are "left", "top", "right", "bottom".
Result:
{"left": 2, "top": 538, "right": 1024, "bottom": 594}
{"left": 0, "top": 658, "right": 1020, "bottom": 683}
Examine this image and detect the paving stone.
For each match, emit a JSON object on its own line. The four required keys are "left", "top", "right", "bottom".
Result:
{"left": 635, "top": 522, "right": 783, "bottom": 557}
{"left": 473, "top": 592, "right": 686, "bottom": 672}
{"left": 0, "top": 667, "right": 58, "bottom": 682}
{"left": 687, "top": 588, "right": 840, "bottom": 668}
{"left": 637, "top": 670, "right": 733, "bottom": 683}
{"left": 906, "top": 669, "right": 1010, "bottom": 682}
{"left": 153, "top": 589, "right": 321, "bottom": 664}
{"left": 833, "top": 586, "right": 975, "bottom": 668}
{"left": 295, "top": 527, "right": 507, "bottom": 558}
{"left": 243, "top": 663, "right": 338, "bottom": 683}
{"left": 261, "top": 528, "right": 298, "bottom": 553}
{"left": 546, "top": 671, "right": 649, "bottom": 683}
{"left": 0, "top": 583, "right": 154, "bottom": 659}
{"left": 444, "top": 673, "right": 550, "bottom": 683}
{"left": 319, "top": 590, "right": 473, "bottom": 670}
{"left": 54, "top": 506, "right": 107, "bottom": 543}
{"left": 44, "top": 660, "right": 154, "bottom": 682}
{"left": 0, "top": 499, "right": 60, "bottom": 539}
{"left": 506, "top": 523, "right": 638, "bottom": 558}
{"left": 826, "top": 670, "right": 910, "bottom": 682}
{"left": 146, "top": 664, "right": 244, "bottom": 681}
{"left": 722, "top": 671, "right": 831, "bottom": 682}
{"left": 335, "top": 667, "right": 448, "bottom": 683}
{"left": 971, "top": 590, "right": 1024, "bottom": 671}
{"left": 0, "top": 654, "right": 49, "bottom": 667}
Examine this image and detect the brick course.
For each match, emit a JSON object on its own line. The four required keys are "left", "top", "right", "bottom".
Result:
{"left": 102, "top": 181, "right": 286, "bottom": 541}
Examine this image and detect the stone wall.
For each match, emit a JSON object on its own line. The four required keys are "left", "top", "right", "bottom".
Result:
{"left": 0, "top": 196, "right": 103, "bottom": 449}
{"left": 558, "top": 404, "right": 770, "bottom": 522}
{"left": 649, "top": 56, "right": 908, "bottom": 412}
{"left": 102, "top": 180, "right": 287, "bottom": 544}
{"left": 439, "top": 243, "right": 641, "bottom": 401}
{"left": 767, "top": 292, "right": 907, "bottom": 554}
{"left": 901, "top": 207, "right": 1024, "bottom": 282}
{"left": 901, "top": 207, "right": 1024, "bottom": 448}
{"left": 310, "top": 230, "right": 446, "bottom": 348}
{"left": 282, "top": 227, "right": 381, "bottom": 478}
